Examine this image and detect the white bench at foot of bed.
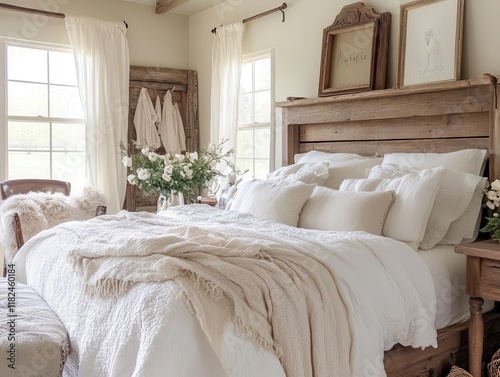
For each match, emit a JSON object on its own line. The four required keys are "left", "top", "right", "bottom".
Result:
{"left": 0, "top": 276, "right": 69, "bottom": 377}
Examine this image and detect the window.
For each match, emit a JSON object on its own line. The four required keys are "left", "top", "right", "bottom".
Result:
{"left": 1, "top": 41, "right": 85, "bottom": 190}
{"left": 237, "top": 50, "right": 274, "bottom": 179}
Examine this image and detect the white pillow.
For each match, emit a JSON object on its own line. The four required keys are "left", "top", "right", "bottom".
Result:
{"left": 298, "top": 186, "right": 395, "bottom": 235}
{"left": 440, "top": 177, "right": 488, "bottom": 245}
{"left": 369, "top": 164, "right": 486, "bottom": 249}
{"left": 229, "top": 179, "right": 314, "bottom": 227}
{"left": 340, "top": 167, "right": 444, "bottom": 247}
{"left": 267, "top": 162, "right": 329, "bottom": 185}
{"left": 324, "top": 158, "right": 383, "bottom": 189}
{"left": 382, "top": 149, "right": 488, "bottom": 176}
{"left": 296, "top": 150, "right": 373, "bottom": 164}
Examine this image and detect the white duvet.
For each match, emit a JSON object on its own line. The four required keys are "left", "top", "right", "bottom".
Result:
{"left": 15, "top": 205, "right": 438, "bottom": 377}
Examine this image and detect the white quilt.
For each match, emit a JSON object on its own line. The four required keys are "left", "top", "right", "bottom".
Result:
{"left": 15, "top": 205, "right": 438, "bottom": 377}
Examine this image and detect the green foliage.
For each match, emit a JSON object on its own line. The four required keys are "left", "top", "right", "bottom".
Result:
{"left": 120, "top": 140, "right": 235, "bottom": 202}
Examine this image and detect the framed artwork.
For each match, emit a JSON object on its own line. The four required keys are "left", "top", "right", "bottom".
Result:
{"left": 397, "top": 0, "right": 464, "bottom": 88}
{"left": 318, "top": 2, "right": 391, "bottom": 97}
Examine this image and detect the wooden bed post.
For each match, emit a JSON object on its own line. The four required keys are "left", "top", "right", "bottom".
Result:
{"left": 489, "top": 75, "right": 500, "bottom": 181}
{"left": 286, "top": 124, "right": 300, "bottom": 166}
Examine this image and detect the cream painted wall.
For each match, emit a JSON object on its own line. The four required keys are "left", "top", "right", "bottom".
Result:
{"left": 0, "top": 0, "right": 190, "bottom": 68}
{"left": 189, "top": 0, "right": 500, "bottom": 165}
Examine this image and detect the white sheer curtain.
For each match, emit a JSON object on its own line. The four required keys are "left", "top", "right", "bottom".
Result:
{"left": 210, "top": 22, "right": 244, "bottom": 157}
{"left": 65, "top": 16, "right": 130, "bottom": 214}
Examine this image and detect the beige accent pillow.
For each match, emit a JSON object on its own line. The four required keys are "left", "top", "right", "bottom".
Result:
{"left": 298, "top": 186, "right": 395, "bottom": 235}
{"left": 340, "top": 167, "right": 444, "bottom": 248}
{"left": 229, "top": 179, "right": 314, "bottom": 227}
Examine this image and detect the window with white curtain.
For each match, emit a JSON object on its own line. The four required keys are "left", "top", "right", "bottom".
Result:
{"left": 237, "top": 50, "right": 274, "bottom": 179}
{"left": 0, "top": 40, "right": 85, "bottom": 190}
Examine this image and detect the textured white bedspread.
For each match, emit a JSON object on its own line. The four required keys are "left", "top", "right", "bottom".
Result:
{"left": 15, "top": 205, "right": 438, "bottom": 377}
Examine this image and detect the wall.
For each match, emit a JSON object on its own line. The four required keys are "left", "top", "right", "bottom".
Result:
{"left": 189, "top": 0, "right": 500, "bottom": 164}
{"left": 0, "top": 0, "right": 190, "bottom": 68}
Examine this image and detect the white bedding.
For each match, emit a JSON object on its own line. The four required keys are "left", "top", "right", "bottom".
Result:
{"left": 15, "top": 205, "right": 438, "bottom": 377}
{"left": 418, "top": 244, "right": 494, "bottom": 330}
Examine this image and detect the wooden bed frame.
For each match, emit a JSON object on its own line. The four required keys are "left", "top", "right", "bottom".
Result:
{"left": 277, "top": 75, "right": 500, "bottom": 376}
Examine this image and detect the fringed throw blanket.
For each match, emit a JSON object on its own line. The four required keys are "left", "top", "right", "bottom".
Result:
{"left": 65, "top": 211, "right": 352, "bottom": 377}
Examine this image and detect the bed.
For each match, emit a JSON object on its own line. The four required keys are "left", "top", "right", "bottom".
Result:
{"left": 11, "top": 75, "right": 500, "bottom": 377}
{"left": 278, "top": 74, "right": 500, "bottom": 376}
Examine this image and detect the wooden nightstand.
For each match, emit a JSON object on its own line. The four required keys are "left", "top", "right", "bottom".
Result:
{"left": 196, "top": 196, "right": 218, "bottom": 207}
{"left": 455, "top": 239, "right": 500, "bottom": 376}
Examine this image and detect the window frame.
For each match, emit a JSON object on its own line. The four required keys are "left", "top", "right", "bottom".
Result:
{"left": 237, "top": 49, "right": 275, "bottom": 178}
{"left": 0, "top": 38, "right": 85, "bottom": 182}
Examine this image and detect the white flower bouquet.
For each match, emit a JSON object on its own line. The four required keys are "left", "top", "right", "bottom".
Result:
{"left": 121, "top": 140, "right": 234, "bottom": 203}
{"left": 480, "top": 179, "right": 500, "bottom": 240}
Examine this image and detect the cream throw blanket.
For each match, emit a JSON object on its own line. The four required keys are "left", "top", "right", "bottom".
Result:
{"left": 66, "top": 211, "right": 352, "bottom": 377}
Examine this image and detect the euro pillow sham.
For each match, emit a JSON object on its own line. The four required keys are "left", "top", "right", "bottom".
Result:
{"left": 340, "top": 167, "right": 444, "bottom": 248}
{"left": 382, "top": 149, "right": 488, "bottom": 176}
{"left": 369, "top": 164, "right": 486, "bottom": 249}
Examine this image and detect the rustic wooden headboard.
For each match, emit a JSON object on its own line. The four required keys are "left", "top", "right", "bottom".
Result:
{"left": 277, "top": 75, "right": 500, "bottom": 180}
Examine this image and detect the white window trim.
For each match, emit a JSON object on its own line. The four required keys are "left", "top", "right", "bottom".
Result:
{"left": 0, "top": 37, "right": 81, "bottom": 181}
{"left": 239, "top": 48, "right": 275, "bottom": 174}
{"left": 0, "top": 38, "right": 6, "bottom": 180}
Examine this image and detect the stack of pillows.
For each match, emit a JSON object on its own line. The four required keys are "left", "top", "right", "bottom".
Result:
{"left": 227, "top": 149, "right": 488, "bottom": 250}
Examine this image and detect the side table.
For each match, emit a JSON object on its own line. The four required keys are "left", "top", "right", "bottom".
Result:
{"left": 455, "top": 239, "right": 500, "bottom": 376}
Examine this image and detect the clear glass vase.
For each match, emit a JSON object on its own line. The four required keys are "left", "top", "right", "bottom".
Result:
{"left": 157, "top": 192, "right": 185, "bottom": 212}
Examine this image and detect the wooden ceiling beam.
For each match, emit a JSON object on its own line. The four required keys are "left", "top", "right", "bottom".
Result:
{"left": 155, "top": 0, "right": 190, "bottom": 14}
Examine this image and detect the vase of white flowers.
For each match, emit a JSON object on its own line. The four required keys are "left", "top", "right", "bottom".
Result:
{"left": 121, "top": 140, "right": 234, "bottom": 210}
{"left": 157, "top": 191, "right": 185, "bottom": 211}
{"left": 480, "top": 179, "right": 500, "bottom": 241}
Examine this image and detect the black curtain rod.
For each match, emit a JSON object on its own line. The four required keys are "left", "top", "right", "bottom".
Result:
{"left": 0, "top": 2, "right": 128, "bottom": 28}
{"left": 211, "top": 2, "right": 287, "bottom": 34}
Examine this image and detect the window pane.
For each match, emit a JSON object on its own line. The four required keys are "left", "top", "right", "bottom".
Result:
{"left": 255, "top": 128, "right": 271, "bottom": 158}
{"left": 52, "top": 123, "right": 85, "bottom": 150}
{"left": 8, "top": 151, "right": 50, "bottom": 179}
{"left": 240, "top": 62, "right": 252, "bottom": 93}
{"left": 8, "top": 121, "right": 50, "bottom": 150}
{"left": 7, "top": 46, "right": 47, "bottom": 83}
{"left": 254, "top": 58, "right": 270, "bottom": 91}
{"left": 255, "top": 91, "right": 270, "bottom": 123}
{"left": 238, "top": 93, "right": 252, "bottom": 124}
{"left": 236, "top": 158, "right": 254, "bottom": 178}
{"left": 53, "top": 152, "right": 86, "bottom": 191}
{"left": 49, "top": 50, "right": 78, "bottom": 85}
{"left": 50, "top": 85, "right": 84, "bottom": 118}
{"left": 8, "top": 82, "right": 48, "bottom": 117}
{"left": 237, "top": 129, "right": 253, "bottom": 158}
{"left": 254, "top": 159, "right": 270, "bottom": 179}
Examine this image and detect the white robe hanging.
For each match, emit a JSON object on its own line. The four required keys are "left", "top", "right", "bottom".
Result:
{"left": 159, "top": 90, "right": 186, "bottom": 154}
{"left": 155, "top": 95, "right": 162, "bottom": 128}
{"left": 134, "top": 88, "right": 161, "bottom": 149}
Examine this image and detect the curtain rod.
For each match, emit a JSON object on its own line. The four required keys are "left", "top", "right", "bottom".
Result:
{"left": 211, "top": 2, "right": 287, "bottom": 34}
{"left": 0, "top": 2, "right": 128, "bottom": 28}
